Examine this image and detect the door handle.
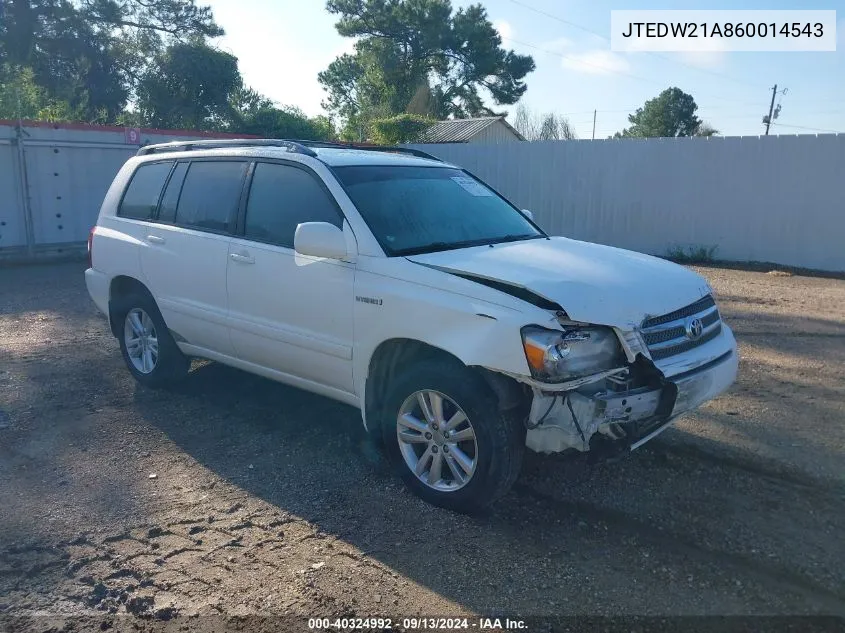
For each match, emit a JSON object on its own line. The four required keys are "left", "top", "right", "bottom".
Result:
{"left": 230, "top": 252, "right": 255, "bottom": 264}
{"left": 146, "top": 235, "right": 165, "bottom": 244}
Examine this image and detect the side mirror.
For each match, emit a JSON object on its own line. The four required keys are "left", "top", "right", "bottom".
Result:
{"left": 521, "top": 209, "right": 534, "bottom": 221}
{"left": 294, "top": 222, "right": 348, "bottom": 260}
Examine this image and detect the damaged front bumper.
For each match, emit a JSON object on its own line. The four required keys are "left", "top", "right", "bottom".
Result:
{"left": 523, "top": 328, "right": 738, "bottom": 455}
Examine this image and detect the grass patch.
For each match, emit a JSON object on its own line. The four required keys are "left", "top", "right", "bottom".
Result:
{"left": 665, "top": 244, "right": 718, "bottom": 264}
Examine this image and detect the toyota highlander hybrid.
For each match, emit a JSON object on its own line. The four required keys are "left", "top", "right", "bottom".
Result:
{"left": 85, "top": 139, "right": 738, "bottom": 512}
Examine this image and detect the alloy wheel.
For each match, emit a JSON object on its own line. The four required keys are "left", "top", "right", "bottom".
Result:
{"left": 123, "top": 308, "right": 159, "bottom": 374}
{"left": 396, "top": 390, "right": 478, "bottom": 492}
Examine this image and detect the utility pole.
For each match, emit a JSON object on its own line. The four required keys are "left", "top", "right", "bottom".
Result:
{"left": 763, "top": 85, "right": 788, "bottom": 135}
{"left": 592, "top": 109, "right": 596, "bottom": 140}
{"left": 764, "top": 84, "right": 777, "bottom": 135}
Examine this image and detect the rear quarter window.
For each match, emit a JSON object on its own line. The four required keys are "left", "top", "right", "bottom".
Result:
{"left": 118, "top": 162, "right": 173, "bottom": 220}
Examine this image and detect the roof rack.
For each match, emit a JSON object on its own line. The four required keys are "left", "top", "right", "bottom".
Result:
{"left": 292, "top": 140, "right": 443, "bottom": 162}
{"left": 136, "top": 138, "right": 318, "bottom": 157}
{"left": 135, "top": 137, "right": 442, "bottom": 163}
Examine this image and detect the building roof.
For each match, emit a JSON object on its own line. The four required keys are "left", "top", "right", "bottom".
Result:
{"left": 417, "top": 116, "right": 525, "bottom": 143}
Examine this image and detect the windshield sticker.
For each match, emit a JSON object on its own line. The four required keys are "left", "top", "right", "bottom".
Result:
{"left": 451, "top": 176, "right": 493, "bottom": 197}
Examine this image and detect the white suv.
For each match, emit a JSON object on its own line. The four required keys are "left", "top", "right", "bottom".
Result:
{"left": 86, "top": 139, "right": 738, "bottom": 512}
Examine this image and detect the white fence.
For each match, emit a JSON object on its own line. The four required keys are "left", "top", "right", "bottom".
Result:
{"left": 410, "top": 135, "right": 845, "bottom": 272}
{"left": 2, "top": 124, "right": 842, "bottom": 271}
{"left": 0, "top": 121, "right": 244, "bottom": 260}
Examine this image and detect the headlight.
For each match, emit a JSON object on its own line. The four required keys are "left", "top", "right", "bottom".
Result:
{"left": 521, "top": 325, "right": 625, "bottom": 383}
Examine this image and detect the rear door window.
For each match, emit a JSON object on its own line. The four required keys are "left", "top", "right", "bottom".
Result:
{"left": 243, "top": 162, "right": 342, "bottom": 248}
{"left": 174, "top": 161, "right": 248, "bottom": 233}
{"left": 118, "top": 162, "right": 173, "bottom": 220}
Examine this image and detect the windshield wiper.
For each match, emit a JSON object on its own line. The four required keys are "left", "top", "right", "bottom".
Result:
{"left": 485, "top": 233, "right": 542, "bottom": 246}
{"left": 395, "top": 238, "right": 495, "bottom": 256}
{"left": 395, "top": 234, "right": 543, "bottom": 256}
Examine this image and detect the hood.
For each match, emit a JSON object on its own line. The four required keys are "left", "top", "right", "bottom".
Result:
{"left": 406, "top": 236, "right": 711, "bottom": 329}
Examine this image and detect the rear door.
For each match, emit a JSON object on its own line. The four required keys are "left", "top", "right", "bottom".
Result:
{"left": 140, "top": 159, "right": 249, "bottom": 356}
{"left": 226, "top": 160, "right": 355, "bottom": 394}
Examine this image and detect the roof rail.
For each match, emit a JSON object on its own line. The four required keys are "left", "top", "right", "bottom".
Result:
{"left": 136, "top": 138, "right": 318, "bottom": 157}
{"left": 292, "top": 140, "right": 443, "bottom": 162}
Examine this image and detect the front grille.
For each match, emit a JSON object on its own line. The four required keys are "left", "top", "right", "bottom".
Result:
{"left": 641, "top": 295, "right": 722, "bottom": 361}
{"left": 641, "top": 295, "right": 715, "bottom": 329}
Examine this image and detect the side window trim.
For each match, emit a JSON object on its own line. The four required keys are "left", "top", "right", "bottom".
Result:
{"left": 169, "top": 158, "right": 251, "bottom": 236}
{"left": 238, "top": 159, "right": 346, "bottom": 248}
{"left": 235, "top": 161, "right": 257, "bottom": 237}
{"left": 153, "top": 160, "right": 187, "bottom": 223}
{"left": 116, "top": 160, "right": 175, "bottom": 221}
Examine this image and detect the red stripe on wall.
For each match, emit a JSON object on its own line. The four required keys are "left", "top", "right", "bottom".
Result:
{"left": 0, "top": 119, "right": 260, "bottom": 138}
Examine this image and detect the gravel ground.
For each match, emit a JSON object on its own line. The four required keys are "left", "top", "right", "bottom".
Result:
{"left": 0, "top": 262, "right": 843, "bottom": 631}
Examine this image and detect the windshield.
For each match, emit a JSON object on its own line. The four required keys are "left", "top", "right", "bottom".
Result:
{"left": 334, "top": 165, "right": 544, "bottom": 256}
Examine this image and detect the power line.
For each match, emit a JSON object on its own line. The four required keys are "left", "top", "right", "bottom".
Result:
{"left": 506, "top": 0, "right": 766, "bottom": 90}
{"left": 503, "top": 35, "right": 762, "bottom": 107}
{"left": 771, "top": 122, "right": 843, "bottom": 134}
{"left": 698, "top": 109, "right": 845, "bottom": 119}
{"left": 551, "top": 105, "right": 803, "bottom": 118}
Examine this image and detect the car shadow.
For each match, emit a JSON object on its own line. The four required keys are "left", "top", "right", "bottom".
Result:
{"left": 130, "top": 360, "right": 845, "bottom": 615}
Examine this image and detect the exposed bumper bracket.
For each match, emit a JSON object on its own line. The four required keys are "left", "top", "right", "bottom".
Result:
{"left": 525, "top": 350, "right": 738, "bottom": 455}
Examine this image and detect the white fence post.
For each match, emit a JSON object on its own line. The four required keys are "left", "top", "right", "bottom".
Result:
{"left": 13, "top": 126, "right": 36, "bottom": 256}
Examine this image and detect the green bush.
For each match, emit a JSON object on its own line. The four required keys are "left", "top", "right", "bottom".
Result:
{"left": 665, "top": 244, "right": 718, "bottom": 264}
{"left": 369, "top": 113, "right": 434, "bottom": 145}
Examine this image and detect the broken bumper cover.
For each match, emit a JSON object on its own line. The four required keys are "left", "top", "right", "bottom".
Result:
{"left": 525, "top": 332, "right": 738, "bottom": 454}
{"left": 629, "top": 347, "right": 738, "bottom": 450}
{"left": 669, "top": 348, "right": 738, "bottom": 418}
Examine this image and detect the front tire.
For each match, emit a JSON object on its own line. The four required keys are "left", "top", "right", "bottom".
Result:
{"left": 380, "top": 360, "right": 525, "bottom": 512}
{"left": 113, "top": 293, "right": 189, "bottom": 388}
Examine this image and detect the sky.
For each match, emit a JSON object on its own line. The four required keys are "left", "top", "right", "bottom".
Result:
{"left": 203, "top": 0, "right": 845, "bottom": 138}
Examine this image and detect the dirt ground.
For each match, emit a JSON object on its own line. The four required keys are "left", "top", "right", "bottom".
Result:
{"left": 0, "top": 262, "right": 843, "bottom": 631}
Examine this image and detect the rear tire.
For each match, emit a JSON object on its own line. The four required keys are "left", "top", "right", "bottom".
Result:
{"left": 113, "top": 292, "right": 189, "bottom": 388}
{"left": 380, "top": 360, "right": 525, "bottom": 513}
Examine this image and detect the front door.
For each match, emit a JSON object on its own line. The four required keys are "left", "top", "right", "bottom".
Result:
{"left": 226, "top": 161, "right": 355, "bottom": 394}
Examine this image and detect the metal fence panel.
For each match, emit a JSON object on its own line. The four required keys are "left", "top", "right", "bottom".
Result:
{"left": 24, "top": 143, "right": 135, "bottom": 244}
{"left": 0, "top": 141, "right": 26, "bottom": 248}
{"left": 409, "top": 134, "right": 845, "bottom": 272}
{"left": 0, "top": 122, "right": 238, "bottom": 259}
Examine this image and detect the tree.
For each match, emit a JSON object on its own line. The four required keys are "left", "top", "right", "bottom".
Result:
{"left": 319, "top": 0, "right": 535, "bottom": 130}
{"left": 696, "top": 122, "right": 719, "bottom": 137}
{"left": 228, "top": 88, "right": 335, "bottom": 140}
{"left": 616, "top": 87, "right": 703, "bottom": 138}
{"left": 0, "top": 0, "right": 127, "bottom": 119}
{"left": 0, "top": 0, "right": 222, "bottom": 120}
{"left": 79, "top": 0, "right": 222, "bottom": 39}
{"left": 406, "top": 82, "right": 436, "bottom": 117}
{"left": 136, "top": 40, "right": 241, "bottom": 129}
{"left": 513, "top": 103, "right": 577, "bottom": 141}
{"left": 0, "top": 65, "right": 82, "bottom": 121}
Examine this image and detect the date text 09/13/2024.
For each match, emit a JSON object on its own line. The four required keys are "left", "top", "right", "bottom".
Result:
{"left": 308, "top": 617, "right": 528, "bottom": 630}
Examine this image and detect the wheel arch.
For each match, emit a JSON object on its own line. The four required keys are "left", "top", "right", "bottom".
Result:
{"left": 363, "top": 337, "right": 527, "bottom": 437}
{"left": 108, "top": 275, "right": 154, "bottom": 338}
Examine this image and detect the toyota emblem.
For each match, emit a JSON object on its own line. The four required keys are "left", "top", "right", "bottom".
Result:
{"left": 685, "top": 317, "right": 704, "bottom": 340}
